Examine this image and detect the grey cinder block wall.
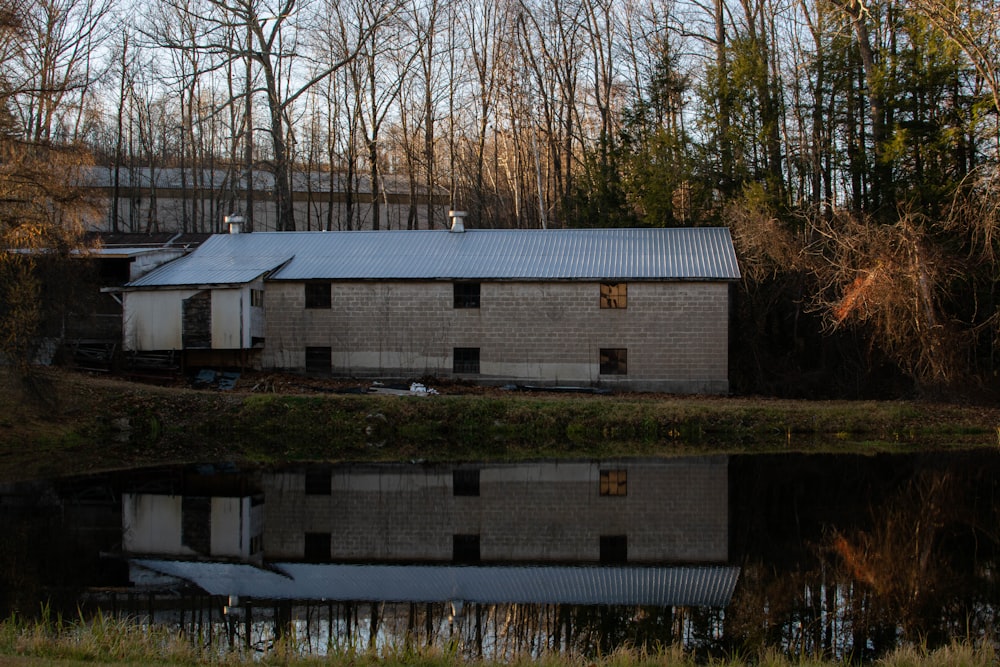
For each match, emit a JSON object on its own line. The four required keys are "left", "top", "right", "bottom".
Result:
{"left": 261, "top": 280, "right": 730, "bottom": 393}
{"left": 262, "top": 458, "right": 729, "bottom": 564}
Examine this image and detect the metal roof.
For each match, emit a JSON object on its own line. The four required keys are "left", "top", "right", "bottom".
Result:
{"left": 83, "top": 232, "right": 211, "bottom": 248}
{"left": 131, "top": 560, "right": 740, "bottom": 606}
{"left": 125, "top": 228, "right": 740, "bottom": 287}
{"left": 81, "top": 247, "right": 186, "bottom": 259}
{"left": 127, "top": 245, "right": 292, "bottom": 287}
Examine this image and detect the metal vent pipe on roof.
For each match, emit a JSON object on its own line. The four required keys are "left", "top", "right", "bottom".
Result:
{"left": 225, "top": 214, "right": 245, "bottom": 234}
{"left": 448, "top": 210, "right": 467, "bottom": 233}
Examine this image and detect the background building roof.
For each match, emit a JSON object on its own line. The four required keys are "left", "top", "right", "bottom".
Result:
{"left": 126, "top": 228, "right": 740, "bottom": 287}
{"left": 78, "top": 166, "right": 446, "bottom": 198}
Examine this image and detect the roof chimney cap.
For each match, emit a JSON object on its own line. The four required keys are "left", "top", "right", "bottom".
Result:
{"left": 225, "top": 214, "right": 245, "bottom": 234}
{"left": 448, "top": 210, "right": 467, "bottom": 233}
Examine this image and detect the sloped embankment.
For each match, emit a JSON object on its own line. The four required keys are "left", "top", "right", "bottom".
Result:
{"left": 1, "top": 369, "right": 997, "bottom": 481}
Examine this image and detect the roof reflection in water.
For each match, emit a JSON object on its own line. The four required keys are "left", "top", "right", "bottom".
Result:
{"left": 122, "top": 457, "right": 737, "bottom": 606}
{"left": 130, "top": 560, "right": 740, "bottom": 607}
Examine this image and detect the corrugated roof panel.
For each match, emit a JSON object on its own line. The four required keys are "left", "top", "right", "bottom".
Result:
{"left": 126, "top": 228, "right": 740, "bottom": 287}
{"left": 126, "top": 234, "right": 295, "bottom": 287}
{"left": 131, "top": 560, "right": 740, "bottom": 606}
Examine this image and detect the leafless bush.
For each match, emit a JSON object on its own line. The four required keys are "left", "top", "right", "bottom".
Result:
{"left": 806, "top": 208, "right": 962, "bottom": 388}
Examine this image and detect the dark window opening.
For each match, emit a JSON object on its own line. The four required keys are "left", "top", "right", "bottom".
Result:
{"left": 99, "top": 258, "right": 132, "bottom": 285}
{"left": 453, "top": 469, "right": 481, "bottom": 496}
{"left": 453, "top": 534, "right": 481, "bottom": 563}
{"left": 600, "top": 469, "right": 627, "bottom": 496}
{"left": 454, "top": 282, "right": 481, "bottom": 308}
{"left": 304, "top": 532, "right": 331, "bottom": 562}
{"left": 182, "top": 291, "right": 212, "bottom": 349}
{"left": 304, "top": 282, "right": 331, "bottom": 309}
{"left": 251, "top": 289, "right": 265, "bottom": 308}
{"left": 600, "top": 348, "right": 627, "bottom": 375}
{"left": 453, "top": 347, "right": 480, "bottom": 374}
{"left": 600, "top": 535, "right": 628, "bottom": 564}
{"left": 305, "top": 346, "right": 332, "bottom": 373}
{"left": 181, "top": 496, "right": 211, "bottom": 554}
{"left": 600, "top": 282, "right": 627, "bottom": 309}
{"left": 305, "top": 472, "right": 332, "bottom": 495}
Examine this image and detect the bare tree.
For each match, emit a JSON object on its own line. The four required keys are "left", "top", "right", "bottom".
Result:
{"left": 413, "top": 0, "right": 444, "bottom": 228}
{"left": 823, "top": 0, "right": 892, "bottom": 212}
{"left": 146, "top": 0, "right": 403, "bottom": 231}
{"left": 456, "top": 0, "right": 518, "bottom": 225}
{"left": 10, "top": 0, "right": 114, "bottom": 143}
{"left": 348, "top": 0, "right": 419, "bottom": 230}
{"left": 108, "top": 29, "right": 133, "bottom": 233}
{"left": 580, "top": 0, "right": 619, "bottom": 170}
{"left": 516, "top": 0, "right": 584, "bottom": 226}
{"left": 809, "top": 208, "right": 958, "bottom": 386}
{"left": 0, "top": 0, "right": 99, "bottom": 381}
{"left": 396, "top": 66, "right": 424, "bottom": 229}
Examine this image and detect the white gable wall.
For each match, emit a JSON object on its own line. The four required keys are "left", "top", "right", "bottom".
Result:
{"left": 128, "top": 249, "right": 188, "bottom": 280}
{"left": 123, "top": 493, "right": 258, "bottom": 559}
{"left": 123, "top": 290, "right": 193, "bottom": 350}
{"left": 123, "top": 285, "right": 260, "bottom": 351}
{"left": 122, "top": 494, "right": 191, "bottom": 556}
{"left": 211, "top": 497, "right": 251, "bottom": 558}
{"left": 210, "top": 288, "right": 246, "bottom": 349}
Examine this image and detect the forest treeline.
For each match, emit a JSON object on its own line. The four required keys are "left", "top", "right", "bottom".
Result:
{"left": 0, "top": 0, "right": 999, "bottom": 398}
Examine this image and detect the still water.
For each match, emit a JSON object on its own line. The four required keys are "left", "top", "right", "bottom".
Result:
{"left": 1, "top": 452, "right": 998, "bottom": 661}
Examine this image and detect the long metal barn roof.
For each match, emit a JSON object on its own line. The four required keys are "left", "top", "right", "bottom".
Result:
{"left": 130, "top": 560, "right": 741, "bottom": 607}
{"left": 126, "top": 227, "right": 741, "bottom": 287}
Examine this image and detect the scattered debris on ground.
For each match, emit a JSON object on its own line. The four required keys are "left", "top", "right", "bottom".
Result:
{"left": 191, "top": 369, "right": 241, "bottom": 390}
{"left": 227, "top": 372, "right": 511, "bottom": 397}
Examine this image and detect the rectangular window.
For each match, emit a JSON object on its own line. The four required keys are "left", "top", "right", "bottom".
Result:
{"left": 304, "top": 282, "right": 331, "bottom": 309}
{"left": 600, "top": 469, "right": 627, "bottom": 496}
{"left": 454, "top": 282, "right": 481, "bottom": 308}
{"left": 600, "top": 282, "right": 627, "bottom": 309}
{"left": 600, "top": 348, "right": 627, "bottom": 375}
{"left": 305, "top": 346, "right": 332, "bottom": 373}
{"left": 600, "top": 535, "right": 628, "bottom": 564}
{"left": 453, "top": 347, "right": 480, "bottom": 374}
{"left": 181, "top": 496, "right": 210, "bottom": 554}
{"left": 453, "top": 534, "right": 481, "bottom": 563}
{"left": 453, "top": 469, "right": 481, "bottom": 496}
{"left": 304, "top": 532, "right": 331, "bottom": 562}
{"left": 250, "top": 289, "right": 265, "bottom": 308}
{"left": 181, "top": 291, "right": 212, "bottom": 349}
{"left": 305, "top": 472, "right": 332, "bottom": 495}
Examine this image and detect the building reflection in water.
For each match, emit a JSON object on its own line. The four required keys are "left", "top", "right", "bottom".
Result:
{"left": 117, "top": 457, "right": 737, "bottom": 656}
{"left": 6, "top": 452, "right": 998, "bottom": 660}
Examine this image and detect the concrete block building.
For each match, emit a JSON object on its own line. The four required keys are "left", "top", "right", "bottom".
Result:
{"left": 263, "top": 458, "right": 730, "bottom": 564}
{"left": 119, "top": 223, "right": 740, "bottom": 393}
{"left": 126, "top": 458, "right": 740, "bottom": 607}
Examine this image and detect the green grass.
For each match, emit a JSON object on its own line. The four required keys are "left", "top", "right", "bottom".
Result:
{"left": 3, "top": 368, "right": 1000, "bottom": 481}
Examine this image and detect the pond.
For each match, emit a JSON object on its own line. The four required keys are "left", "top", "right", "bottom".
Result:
{"left": 1, "top": 451, "right": 998, "bottom": 661}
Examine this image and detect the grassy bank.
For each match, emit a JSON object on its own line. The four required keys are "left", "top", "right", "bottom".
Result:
{"left": 2, "top": 368, "right": 999, "bottom": 481}
{"left": 0, "top": 615, "right": 995, "bottom": 667}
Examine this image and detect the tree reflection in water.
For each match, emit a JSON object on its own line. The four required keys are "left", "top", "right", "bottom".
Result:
{"left": 726, "top": 453, "right": 1000, "bottom": 661}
